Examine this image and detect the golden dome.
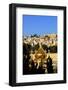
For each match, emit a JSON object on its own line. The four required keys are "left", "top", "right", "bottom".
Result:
{"left": 35, "top": 46, "right": 47, "bottom": 60}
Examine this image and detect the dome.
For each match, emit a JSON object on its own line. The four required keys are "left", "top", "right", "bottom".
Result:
{"left": 35, "top": 45, "right": 47, "bottom": 60}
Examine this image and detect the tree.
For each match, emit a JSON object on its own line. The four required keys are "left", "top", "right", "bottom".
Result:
{"left": 49, "top": 45, "right": 57, "bottom": 53}
{"left": 42, "top": 44, "right": 48, "bottom": 52}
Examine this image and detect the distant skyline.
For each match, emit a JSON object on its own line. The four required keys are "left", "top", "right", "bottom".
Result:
{"left": 23, "top": 15, "right": 57, "bottom": 36}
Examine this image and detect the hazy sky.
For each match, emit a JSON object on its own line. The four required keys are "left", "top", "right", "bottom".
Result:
{"left": 23, "top": 15, "right": 57, "bottom": 36}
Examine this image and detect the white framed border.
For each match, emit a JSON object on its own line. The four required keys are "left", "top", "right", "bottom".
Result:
{"left": 16, "top": 7, "right": 64, "bottom": 83}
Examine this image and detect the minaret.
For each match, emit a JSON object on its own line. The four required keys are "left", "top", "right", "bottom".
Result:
{"left": 39, "top": 42, "right": 42, "bottom": 48}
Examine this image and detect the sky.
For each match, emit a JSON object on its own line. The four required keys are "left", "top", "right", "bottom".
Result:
{"left": 23, "top": 15, "right": 57, "bottom": 36}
